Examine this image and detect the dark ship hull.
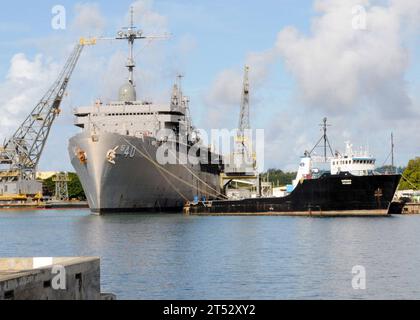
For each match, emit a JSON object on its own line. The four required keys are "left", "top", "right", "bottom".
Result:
{"left": 189, "top": 173, "right": 402, "bottom": 215}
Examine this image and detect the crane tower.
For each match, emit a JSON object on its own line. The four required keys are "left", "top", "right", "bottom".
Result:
{"left": 232, "top": 65, "right": 256, "bottom": 173}
{"left": 221, "top": 65, "right": 259, "bottom": 199}
{"left": 0, "top": 39, "right": 94, "bottom": 198}
{"left": 237, "top": 65, "right": 250, "bottom": 146}
{"left": 53, "top": 172, "right": 70, "bottom": 201}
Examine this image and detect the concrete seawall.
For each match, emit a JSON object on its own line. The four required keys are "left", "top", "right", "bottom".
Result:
{"left": 402, "top": 203, "right": 420, "bottom": 214}
{"left": 186, "top": 210, "right": 389, "bottom": 217}
{"left": 0, "top": 257, "right": 115, "bottom": 300}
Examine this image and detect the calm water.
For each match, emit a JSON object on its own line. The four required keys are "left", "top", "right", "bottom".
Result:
{"left": 1, "top": 209, "right": 420, "bottom": 299}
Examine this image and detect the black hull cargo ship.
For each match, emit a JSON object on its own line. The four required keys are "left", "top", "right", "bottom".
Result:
{"left": 188, "top": 172, "right": 401, "bottom": 216}
{"left": 188, "top": 119, "right": 402, "bottom": 216}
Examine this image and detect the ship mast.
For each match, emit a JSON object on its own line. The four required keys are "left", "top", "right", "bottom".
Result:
{"left": 177, "top": 74, "right": 184, "bottom": 103}
{"left": 309, "top": 117, "right": 334, "bottom": 161}
{"left": 391, "top": 132, "right": 394, "bottom": 173}
{"left": 127, "top": 7, "right": 135, "bottom": 84}
{"left": 119, "top": 7, "right": 136, "bottom": 85}
{"left": 322, "top": 117, "right": 328, "bottom": 161}
{"left": 100, "top": 6, "right": 169, "bottom": 89}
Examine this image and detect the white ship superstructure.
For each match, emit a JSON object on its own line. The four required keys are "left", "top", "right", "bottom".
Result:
{"left": 74, "top": 79, "right": 192, "bottom": 140}
{"left": 292, "top": 119, "right": 377, "bottom": 189}
{"left": 330, "top": 142, "right": 375, "bottom": 175}
{"left": 293, "top": 142, "right": 376, "bottom": 187}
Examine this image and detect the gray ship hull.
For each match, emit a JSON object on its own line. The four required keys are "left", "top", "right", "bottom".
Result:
{"left": 68, "top": 131, "right": 221, "bottom": 214}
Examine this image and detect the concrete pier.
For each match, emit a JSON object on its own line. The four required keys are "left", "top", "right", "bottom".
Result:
{"left": 0, "top": 257, "right": 115, "bottom": 300}
{"left": 0, "top": 201, "right": 89, "bottom": 210}
{"left": 187, "top": 210, "right": 389, "bottom": 217}
{"left": 402, "top": 203, "right": 420, "bottom": 214}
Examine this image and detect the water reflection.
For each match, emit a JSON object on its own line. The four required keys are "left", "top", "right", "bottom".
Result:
{"left": 1, "top": 210, "right": 419, "bottom": 299}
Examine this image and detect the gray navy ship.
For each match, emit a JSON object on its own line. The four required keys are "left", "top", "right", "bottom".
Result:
{"left": 68, "top": 14, "right": 223, "bottom": 214}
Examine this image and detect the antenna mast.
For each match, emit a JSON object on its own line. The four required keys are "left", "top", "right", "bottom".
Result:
{"left": 177, "top": 74, "right": 184, "bottom": 100}
{"left": 309, "top": 117, "right": 334, "bottom": 161}
{"left": 323, "top": 117, "right": 328, "bottom": 161}
{"left": 391, "top": 132, "right": 394, "bottom": 173}
{"left": 109, "top": 6, "right": 169, "bottom": 87}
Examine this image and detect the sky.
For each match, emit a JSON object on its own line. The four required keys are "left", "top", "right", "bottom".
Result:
{"left": 0, "top": 0, "right": 418, "bottom": 172}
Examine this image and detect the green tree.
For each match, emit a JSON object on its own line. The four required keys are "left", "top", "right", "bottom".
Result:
{"left": 42, "top": 176, "right": 55, "bottom": 196}
{"left": 399, "top": 157, "right": 420, "bottom": 190}
{"left": 67, "top": 172, "right": 86, "bottom": 200}
{"left": 261, "top": 169, "right": 297, "bottom": 187}
{"left": 41, "top": 172, "right": 86, "bottom": 200}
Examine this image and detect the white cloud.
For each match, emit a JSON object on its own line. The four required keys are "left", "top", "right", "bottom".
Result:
{"left": 129, "top": 0, "right": 168, "bottom": 33}
{"left": 276, "top": 0, "right": 420, "bottom": 117}
{"left": 1, "top": 0, "right": 418, "bottom": 172}
{"left": 0, "top": 53, "right": 59, "bottom": 137}
{"left": 390, "top": 0, "right": 420, "bottom": 28}
{"left": 97, "top": 50, "right": 128, "bottom": 101}
{"left": 72, "top": 3, "right": 106, "bottom": 35}
{"left": 202, "top": 0, "right": 420, "bottom": 169}
{"left": 0, "top": 2, "right": 110, "bottom": 139}
{"left": 0, "top": 0, "right": 192, "bottom": 171}
{"left": 0, "top": 3, "right": 108, "bottom": 170}
{"left": 266, "top": 0, "right": 420, "bottom": 169}
{"left": 203, "top": 49, "right": 277, "bottom": 128}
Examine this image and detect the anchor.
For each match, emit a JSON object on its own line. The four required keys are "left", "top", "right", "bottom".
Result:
{"left": 374, "top": 188, "right": 383, "bottom": 208}
{"left": 106, "top": 146, "right": 119, "bottom": 164}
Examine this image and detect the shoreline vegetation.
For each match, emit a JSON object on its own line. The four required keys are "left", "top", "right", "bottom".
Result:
{"left": 42, "top": 172, "right": 86, "bottom": 200}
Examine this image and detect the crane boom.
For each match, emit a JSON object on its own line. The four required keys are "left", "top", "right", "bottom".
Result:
{"left": 238, "top": 65, "right": 250, "bottom": 137}
{"left": 235, "top": 65, "right": 253, "bottom": 166}
{"left": 0, "top": 40, "right": 92, "bottom": 182}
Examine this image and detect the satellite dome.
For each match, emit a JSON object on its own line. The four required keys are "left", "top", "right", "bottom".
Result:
{"left": 118, "top": 82, "right": 137, "bottom": 102}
